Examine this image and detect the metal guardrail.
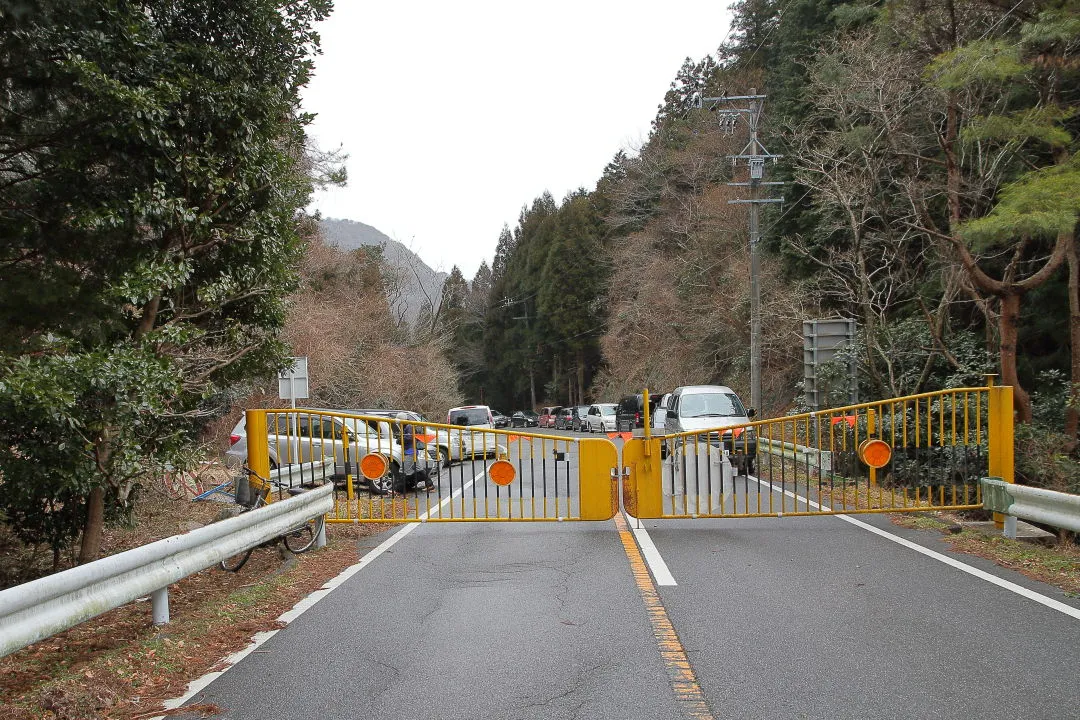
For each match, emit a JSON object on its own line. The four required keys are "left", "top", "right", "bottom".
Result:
{"left": 982, "top": 477, "right": 1080, "bottom": 538}
{"left": 758, "top": 437, "right": 833, "bottom": 473}
{"left": 0, "top": 481, "right": 333, "bottom": 659}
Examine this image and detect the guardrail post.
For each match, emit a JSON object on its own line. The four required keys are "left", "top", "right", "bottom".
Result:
{"left": 987, "top": 376, "right": 1015, "bottom": 528}
{"left": 151, "top": 587, "right": 169, "bottom": 626}
{"left": 315, "top": 518, "right": 327, "bottom": 548}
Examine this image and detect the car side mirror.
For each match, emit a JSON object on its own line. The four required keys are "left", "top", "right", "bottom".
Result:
{"left": 747, "top": 408, "right": 756, "bottom": 418}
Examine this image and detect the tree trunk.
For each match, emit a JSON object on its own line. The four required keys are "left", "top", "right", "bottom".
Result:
{"left": 78, "top": 486, "right": 105, "bottom": 564}
{"left": 576, "top": 349, "right": 585, "bottom": 405}
{"left": 529, "top": 368, "right": 536, "bottom": 411}
{"left": 998, "top": 292, "right": 1032, "bottom": 423}
{"left": 1067, "top": 231, "right": 1079, "bottom": 447}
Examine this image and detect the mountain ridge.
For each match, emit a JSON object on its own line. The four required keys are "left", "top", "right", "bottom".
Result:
{"left": 320, "top": 217, "right": 447, "bottom": 326}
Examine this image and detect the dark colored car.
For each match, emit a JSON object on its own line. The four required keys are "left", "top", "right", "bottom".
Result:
{"left": 572, "top": 405, "right": 591, "bottom": 432}
{"left": 554, "top": 407, "right": 575, "bottom": 429}
{"left": 616, "top": 394, "right": 660, "bottom": 432}
{"left": 491, "top": 410, "right": 510, "bottom": 428}
{"left": 510, "top": 410, "right": 539, "bottom": 428}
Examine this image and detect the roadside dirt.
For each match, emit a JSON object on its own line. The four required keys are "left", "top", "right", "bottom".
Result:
{"left": 0, "top": 490, "right": 395, "bottom": 720}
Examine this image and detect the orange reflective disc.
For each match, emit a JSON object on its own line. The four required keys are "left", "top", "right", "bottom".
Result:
{"left": 359, "top": 452, "right": 389, "bottom": 480}
{"left": 489, "top": 459, "right": 516, "bottom": 486}
{"left": 858, "top": 439, "right": 892, "bottom": 469}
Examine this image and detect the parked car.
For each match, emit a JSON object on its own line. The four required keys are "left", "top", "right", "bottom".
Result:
{"left": 511, "top": 410, "right": 539, "bottom": 428}
{"left": 537, "top": 406, "right": 562, "bottom": 429}
{"left": 226, "top": 410, "right": 406, "bottom": 494}
{"left": 439, "top": 405, "right": 505, "bottom": 462}
{"left": 491, "top": 410, "right": 510, "bottom": 428}
{"left": 572, "top": 405, "right": 591, "bottom": 432}
{"left": 616, "top": 393, "right": 661, "bottom": 432}
{"left": 447, "top": 405, "right": 495, "bottom": 428}
{"left": 652, "top": 393, "right": 672, "bottom": 432}
{"left": 554, "top": 407, "right": 575, "bottom": 429}
{"left": 664, "top": 385, "right": 756, "bottom": 474}
{"left": 351, "top": 408, "right": 435, "bottom": 435}
{"left": 585, "top": 403, "right": 618, "bottom": 433}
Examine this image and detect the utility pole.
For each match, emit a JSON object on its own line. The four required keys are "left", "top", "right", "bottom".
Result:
{"left": 697, "top": 88, "right": 784, "bottom": 411}
{"left": 501, "top": 296, "right": 537, "bottom": 410}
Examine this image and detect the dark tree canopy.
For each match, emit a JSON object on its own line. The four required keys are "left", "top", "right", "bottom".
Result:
{"left": 0, "top": 0, "right": 332, "bottom": 561}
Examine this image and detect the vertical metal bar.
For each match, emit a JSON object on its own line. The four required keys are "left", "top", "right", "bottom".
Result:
{"left": 779, "top": 420, "right": 787, "bottom": 513}
{"left": 540, "top": 433, "right": 548, "bottom": 518}
{"left": 516, "top": 436, "right": 525, "bottom": 519}
{"left": 988, "top": 379, "right": 1015, "bottom": 527}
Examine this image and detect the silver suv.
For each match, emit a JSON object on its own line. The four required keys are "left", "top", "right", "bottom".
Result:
{"left": 226, "top": 411, "right": 408, "bottom": 492}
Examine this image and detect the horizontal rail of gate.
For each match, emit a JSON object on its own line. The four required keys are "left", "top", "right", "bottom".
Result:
{"left": 242, "top": 409, "right": 619, "bottom": 522}
{"left": 625, "top": 381, "right": 1014, "bottom": 519}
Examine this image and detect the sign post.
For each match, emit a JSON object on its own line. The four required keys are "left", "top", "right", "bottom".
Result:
{"left": 278, "top": 357, "right": 309, "bottom": 408}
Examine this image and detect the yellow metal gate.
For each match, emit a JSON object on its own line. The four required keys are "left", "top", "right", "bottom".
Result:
{"left": 624, "top": 381, "right": 1014, "bottom": 520}
{"left": 241, "top": 409, "right": 618, "bottom": 523}
{"left": 240, "top": 380, "right": 1013, "bottom": 524}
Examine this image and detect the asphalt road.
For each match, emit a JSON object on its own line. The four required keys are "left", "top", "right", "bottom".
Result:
{"left": 175, "top": 427, "right": 1080, "bottom": 720}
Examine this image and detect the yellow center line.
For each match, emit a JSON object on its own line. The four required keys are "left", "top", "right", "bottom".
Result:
{"left": 613, "top": 513, "right": 715, "bottom": 720}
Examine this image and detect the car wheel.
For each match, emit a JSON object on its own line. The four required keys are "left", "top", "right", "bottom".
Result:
{"left": 438, "top": 446, "right": 450, "bottom": 466}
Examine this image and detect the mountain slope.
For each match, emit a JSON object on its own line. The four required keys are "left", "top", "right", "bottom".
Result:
{"left": 320, "top": 218, "right": 447, "bottom": 327}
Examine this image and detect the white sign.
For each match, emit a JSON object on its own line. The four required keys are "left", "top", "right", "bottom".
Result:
{"left": 278, "top": 356, "right": 309, "bottom": 406}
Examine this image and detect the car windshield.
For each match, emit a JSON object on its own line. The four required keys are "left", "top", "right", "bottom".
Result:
{"left": 600, "top": 405, "right": 616, "bottom": 416}
{"left": 679, "top": 392, "right": 745, "bottom": 418}
{"left": 450, "top": 408, "right": 490, "bottom": 426}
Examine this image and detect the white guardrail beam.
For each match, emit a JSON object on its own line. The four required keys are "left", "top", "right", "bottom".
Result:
{"left": 981, "top": 477, "right": 1080, "bottom": 538}
{"left": 758, "top": 437, "right": 833, "bottom": 474}
{"left": 0, "top": 476, "right": 333, "bottom": 659}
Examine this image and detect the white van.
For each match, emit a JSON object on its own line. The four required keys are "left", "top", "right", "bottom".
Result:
{"left": 664, "top": 385, "right": 757, "bottom": 474}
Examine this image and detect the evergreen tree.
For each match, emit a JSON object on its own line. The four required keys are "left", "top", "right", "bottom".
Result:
{"left": 0, "top": 0, "right": 332, "bottom": 561}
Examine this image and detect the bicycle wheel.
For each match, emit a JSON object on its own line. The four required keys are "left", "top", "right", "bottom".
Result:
{"left": 282, "top": 516, "right": 321, "bottom": 554}
{"left": 220, "top": 547, "right": 254, "bottom": 572}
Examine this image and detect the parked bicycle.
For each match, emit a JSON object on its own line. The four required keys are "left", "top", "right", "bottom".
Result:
{"left": 219, "top": 467, "right": 326, "bottom": 572}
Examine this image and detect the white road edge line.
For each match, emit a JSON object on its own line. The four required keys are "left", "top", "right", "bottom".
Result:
{"left": 753, "top": 475, "right": 1080, "bottom": 622}
{"left": 625, "top": 513, "right": 677, "bottom": 586}
{"left": 156, "top": 467, "right": 486, "bottom": 717}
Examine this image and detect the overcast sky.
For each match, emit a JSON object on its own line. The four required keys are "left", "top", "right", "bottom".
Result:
{"left": 302, "top": 1, "right": 735, "bottom": 279}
